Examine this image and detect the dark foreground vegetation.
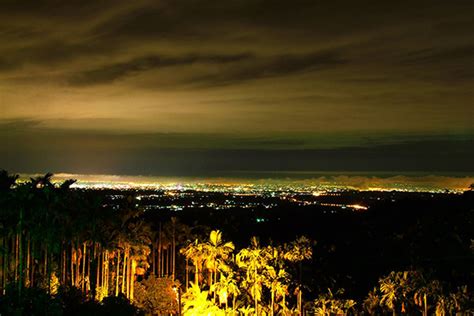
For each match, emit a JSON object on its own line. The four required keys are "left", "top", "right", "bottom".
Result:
{"left": 0, "top": 170, "right": 472, "bottom": 315}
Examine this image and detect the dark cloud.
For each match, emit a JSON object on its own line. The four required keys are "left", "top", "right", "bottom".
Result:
{"left": 187, "top": 51, "right": 347, "bottom": 87}
{"left": 68, "top": 53, "right": 254, "bottom": 86}
{"left": 67, "top": 51, "right": 345, "bottom": 87}
{"left": 402, "top": 45, "right": 474, "bottom": 64}
{"left": 398, "top": 44, "right": 474, "bottom": 81}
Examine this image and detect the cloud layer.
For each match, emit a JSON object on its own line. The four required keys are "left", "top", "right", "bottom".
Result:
{"left": 0, "top": 0, "right": 473, "bottom": 174}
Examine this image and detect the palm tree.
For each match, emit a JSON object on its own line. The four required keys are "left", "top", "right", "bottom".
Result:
{"left": 204, "top": 230, "right": 235, "bottom": 290}
{"left": 181, "top": 240, "right": 205, "bottom": 287}
{"left": 414, "top": 280, "right": 442, "bottom": 316}
{"left": 210, "top": 275, "right": 230, "bottom": 309}
{"left": 0, "top": 171, "right": 19, "bottom": 294}
{"left": 363, "top": 288, "right": 381, "bottom": 314}
{"left": 284, "top": 236, "right": 313, "bottom": 315}
{"left": 237, "top": 237, "right": 268, "bottom": 315}
{"left": 379, "top": 273, "right": 401, "bottom": 315}
{"left": 264, "top": 266, "right": 289, "bottom": 316}
{"left": 311, "top": 289, "right": 356, "bottom": 316}
{"left": 0, "top": 170, "right": 19, "bottom": 192}
{"left": 29, "top": 172, "right": 54, "bottom": 189}
{"left": 226, "top": 273, "right": 240, "bottom": 311}
{"left": 379, "top": 271, "right": 421, "bottom": 315}
{"left": 434, "top": 285, "right": 471, "bottom": 316}
{"left": 210, "top": 271, "right": 240, "bottom": 310}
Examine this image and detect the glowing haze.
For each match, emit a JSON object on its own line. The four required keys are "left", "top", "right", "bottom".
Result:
{"left": 1, "top": 1, "right": 473, "bottom": 176}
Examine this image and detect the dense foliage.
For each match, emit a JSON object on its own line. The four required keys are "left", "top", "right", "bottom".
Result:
{"left": 0, "top": 170, "right": 472, "bottom": 315}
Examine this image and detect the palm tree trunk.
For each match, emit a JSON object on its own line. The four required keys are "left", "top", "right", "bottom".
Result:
{"left": 2, "top": 238, "right": 8, "bottom": 293}
{"left": 163, "top": 248, "right": 166, "bottom": 276}
{"left": 30, "top": 242, "right": 35, "bottom": 288}
{"left": 96, "top": 246, "right": 101, "bottom": 294}
{"left": 14, "top": 234, "right": 18, "bottom": 283}
{"left": 115, "top": 250, "right": 120, "bottom": 296}
{"left": 122, "top": 250, "right": 127, "bottom": 294}
{"left": 158, "top": 224, "right": 162, "bottom": 277}
{"left": 71, "top": 244, "right": 75, "bottom": 287}
{"left": 86, "top": 245, "right": 91, "bottom": 295}
{"left": 424, "top": 294, "right": 427, "bottom": 316}
{"left": 1, "top": 237, "right": 7, "bottom": 293}
{"left": 185, "top": 258, "right": 189, "bottom": 289}
{"left": 158, "top": 240, "right": 161, "bottom": 277}
{"left": 105, "top": 250, "right": 109, "bottom": 296}
{"left": 165, "top": 249, "right": 168, "bottom": 276}
{"left": 212, "top": 267, "right": 217, "bottom": 302}
{"left": 130, "top": 259, "right": 136, "bottom": 301}
{"left": 26, "top": 235, "right": 30, "bottom": 288}
{"left": 214, "top": 265, "right": 217, "bottom": 287}
{"left": 126, "top": 254, "right": 131, "bottom": 299}
{"left": 0, "top": 237, "right": 3, "bottom": 293}
{"left": 76, "top": 241, "right": 81, "bottom": 288}
{"left": 255, "top": 287, "right": 258, "bottom": 316}
{"left": 62, "top": 243, "right": 66, "bottom": 284}
{"left": 46, "top": 246, "right": 51, "bottom": 294}
{"left": 102, "top": 251, "right": 106, "bottom": 296}
{"left": 18, "top": 207, "right": 24, "bottom": 297}
{"left": 103, "top": 251, "right": 108, "bottom": 297}
{"left": 254, "top": 266, "right": 258, "bottom": 315}
{"left": 151, "top": 242, "right": 155, "bottom": 275}
{"left": 172, "top": 226, "right": 176, "bottom": 280}
{"left": 271, "top": 289, "right": 275, "bottom": 316}
{"left": 82, "top": 242, "right": 86, "bottom": 292}
{"left": 44, "top": 245, "right": 48, "bottom": 291}
{"left": 298, "top": 289, "right": 302, "bottom": 316}
{"left": 195, "top": 262, "right": 199, "bottom": 286}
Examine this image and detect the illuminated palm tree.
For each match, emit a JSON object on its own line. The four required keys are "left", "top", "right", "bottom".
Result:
{"left": 181, "top": 240, "right": 205, "bottom": 287}
{"left": 414, "top": 280, "right": 442, "bottom": 316}
{"left": 264, "top": 266, "right": 289, "bottom": 316}
{"left": 210, "top": 271, "right": 240, "bottom": 310}
{"left": 311, "top": 289, "right": 356, "bottom": 316}
{"left": 118, "top": 210, "right": 152, "bottom": 301}
{"left": 210, "top": 274, "right": 229, "bottom": 309}
{"left": 363, "top": 288, "right": 381, "bottom": 315}
{"left": 237, "top": 237, "right": 268, "bottom": 315}
{"left": 226, "top": 273, "right": 240, "bottom": 311}
{"left": 376, "top": 270, "right": 447, "bottom": 315}
{"left": 379, "top": 271, "right": 418, "bottom": 315}
{"left": 203, "top": 230, "right": 235, "bottom": 289}
{"left": 435, "top": 286, "right": 471, "bottom": 316}
{"left": 379, "top": 274, "right": 400, "bottom": 315}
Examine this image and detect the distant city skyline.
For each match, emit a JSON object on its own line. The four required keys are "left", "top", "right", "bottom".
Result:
{"left": 15, "top": 172, "right": 474, "bottom": 192}
{"left": 1, "top": 1, "right": 473, "bottom": 175}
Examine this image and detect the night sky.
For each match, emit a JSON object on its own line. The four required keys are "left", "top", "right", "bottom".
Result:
{"left": 1, "top": 1, "right": 473, "bottom": 175}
